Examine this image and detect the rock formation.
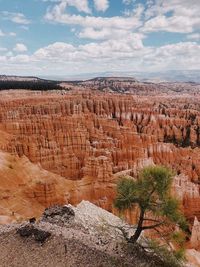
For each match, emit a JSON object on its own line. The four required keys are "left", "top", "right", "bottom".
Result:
{"left": 0, "top": 89, "right": 200, "bottom": 228}
{"left": 190, "top": 217, "right": 200, "bottom": 249}
{"left": 1, "top": 201, "right": 181, "bottom": 267}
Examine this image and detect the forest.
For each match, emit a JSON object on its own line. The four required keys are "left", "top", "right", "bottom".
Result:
{"left": 0, "top": 80, "right": 62, "bottom": 91}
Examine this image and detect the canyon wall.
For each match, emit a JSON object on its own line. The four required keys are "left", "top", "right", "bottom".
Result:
{"left": 0, "top": 89, "right": 200, "bottom": 227}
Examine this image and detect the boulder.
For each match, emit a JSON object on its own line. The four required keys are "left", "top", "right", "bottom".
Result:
{"left": 42, "top": 205, "right": 75, "bottom": 225}
{"left": 17, "top": 224, "right": 51, "bottom": 243}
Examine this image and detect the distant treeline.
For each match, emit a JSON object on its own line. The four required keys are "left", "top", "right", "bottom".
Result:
{"left": 0, "top": 80, "right": 62, "bottom": 91}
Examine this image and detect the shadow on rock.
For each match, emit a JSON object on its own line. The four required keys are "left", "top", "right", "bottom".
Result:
{"left": 17, "top": 225, "right": 51, "bottom": 243}
{"left": 41, "top": 205, "right": 75, "bottom": 226}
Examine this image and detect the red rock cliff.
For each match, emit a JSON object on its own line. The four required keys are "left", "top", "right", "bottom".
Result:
{"left": 0, "top": 89, "right": 200, "bottom": 224}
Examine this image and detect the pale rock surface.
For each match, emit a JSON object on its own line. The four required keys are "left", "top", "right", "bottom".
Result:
{"left": 191, "top": 217, "right": 200, "bottom": 249}
{"left": 185, "top": 249, "right": 200, "bottom": 267}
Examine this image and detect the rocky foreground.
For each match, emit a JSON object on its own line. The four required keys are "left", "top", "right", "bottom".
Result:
{"left": 1, "top": 201, "right": 200, "bottom": 267}
{"left": 0, "top": 201, "right": 160, "bottom": 267}
{"left": 0, "top": 201, "right": 166, "bottom": 267}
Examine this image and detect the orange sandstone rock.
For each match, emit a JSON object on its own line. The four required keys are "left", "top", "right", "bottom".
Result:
{"left": 0, "top": 89, "right": 200, "bottom": 226}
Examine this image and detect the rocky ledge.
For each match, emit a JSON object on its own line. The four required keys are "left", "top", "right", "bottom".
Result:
{"left": 0, "top": 200, "right": 189, "bottom": 267}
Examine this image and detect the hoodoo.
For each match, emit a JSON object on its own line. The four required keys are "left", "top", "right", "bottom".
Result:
{"left": 1, "top": 89, "right": 200, "bottom": 226}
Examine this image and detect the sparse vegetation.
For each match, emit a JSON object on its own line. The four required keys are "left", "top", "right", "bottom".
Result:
{"left": 146, "top": 240, "right": 185, "bottom": 267}
{"left": 115, "top": 165, "right": 187, "bottom": 243}
{"left": 114, "top": 165, "right": 188, "bottom": 266}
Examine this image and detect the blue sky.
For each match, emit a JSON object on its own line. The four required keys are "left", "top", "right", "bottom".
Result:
{"left": 0, "top": 0, "right": 199, "bottom": 77}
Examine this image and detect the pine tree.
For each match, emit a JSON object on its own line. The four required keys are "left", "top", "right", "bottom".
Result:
{"left": 114, "top": 165, "right": 187, "bottom": 243}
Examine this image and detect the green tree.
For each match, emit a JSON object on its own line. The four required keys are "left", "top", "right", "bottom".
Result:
{"left": 114, "top": 165, "right": 187, "bottom": 244}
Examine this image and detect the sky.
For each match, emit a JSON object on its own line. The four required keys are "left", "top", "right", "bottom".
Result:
{"left": 0, "top": 0, "right": 199, "bottom": 78}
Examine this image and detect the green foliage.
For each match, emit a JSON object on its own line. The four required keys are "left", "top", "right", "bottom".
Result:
{"left": 171, "top": 231, "right": 186, "bottom": 247}
{"left": 114, "top": 165, "right": 187, "bottom": 243}
{"left": 114, "top": 178, "right": 138, "bottom": 211}
{"left": 115, "top": 165, "right": 175, "bottom": 214}
{"left": 0, "top": 80, "right": 62, "bottom": 91}
{"left": 161, "top": 198, "right": 188, "bottom": 231}
{"left": 139, "top": 165, "right": 173, "bottom": 199}
{"left": 147, "top": 240, "right": 185, "bottom": 267}
{"left": 173, "top": 248, "right": 186, "bottom": 262}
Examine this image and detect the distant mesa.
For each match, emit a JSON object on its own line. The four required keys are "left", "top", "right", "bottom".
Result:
{"left": 0, "top": 75, "right": 44, "bottom": 82}
{"left": 86, "top": 76, "right": 139, "bottom": 82}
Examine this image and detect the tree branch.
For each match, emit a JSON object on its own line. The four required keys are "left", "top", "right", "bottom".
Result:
{"left": 153, "top": 228, "right": 174, "bottom": 251}
{"left": 142, "top": 221, "right": 165, "bottom": 230}
{"left": 143, "top": 218, "right": 161, "bottom": 223}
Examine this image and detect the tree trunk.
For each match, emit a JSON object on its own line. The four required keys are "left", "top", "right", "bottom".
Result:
{"left": 129, "top": 209, "right": 145, "bottom": 243}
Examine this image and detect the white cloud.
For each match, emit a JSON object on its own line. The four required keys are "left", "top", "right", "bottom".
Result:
{"left": 44, "top": 0, "right": 200, "bottom": 34}
{"left": 0, "top": 29, "right": 5, "bottom": 37}
{"left": 1, "top": 0, "right": 199, "bottom": 76}
{"left": 9, "top": 32, "right": 16, "bottom": 37}
{"left": 28, "top": 40, "right": 199, "bottom": 71}
{"left": 43, "top": 0, "right": 91, "bottom": 13}
{"left": 0, "top": 47, "right": 7, "bottom": 52}
{"left": 31, "top": 35, "right": 145, "bottom": 67}
{"left": 0, "top": 30, "right": 5, "bottom": 37}
{"left": 78, "top": 27, "right": 128, "bottom": 40}
{"left": 143, "top": 42, "right": 200, "bottom": 70}
{"left": 45, "top": 1, "right": 142, "bottom": 30}
{"left": 187, "top": 33, "right": 200, "bottom": 41}
{"left": 1, "top": 40, "right": 200, "bottom": 76}
{"left": 1, "top": 12, "right": 30, "bottom": 24}
{"left": 143, "top": 0, "right": 200, "bottom": 33}
{"left": 13, "top": 43, "right": 28, "bottom": 53}
{"left": 122, "top": 0, "right": 136, "bottom": 4}
{"left": 0, "top": 56, "right": 7, "bottom": 63}
{"left": 20, "top": 25, "right": 29, "bottom": 31}
{"left": 34, "top": 42, "right": 75, "bottom": 60}
{"left": 0, "top": 29, "right": 16, "bottom": 37}
{"left": 80, "top": 35, "right": 144, "bottom": 57}
{"left": 78, "top": 27, "right": 109, "bottom": 40}
{"left": 9, "top": 54, "right": 30, "bottom": 63}
{"left": 65, "top": 0, "right": 91, "bottom": 13}
{"left": 78, "top": 27, "right": 146, "bottom": 42}
{"left": 43, "top": 0, "right": 109, "bottom": 13}
{"left": 5, "top": 51, "right": 13, "bottom": 57}
{"left": 143, "top": 15, "right": 194, "bottom": 33}
{"left": 93, "top": 0, "right": 109, "bottom": 12}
